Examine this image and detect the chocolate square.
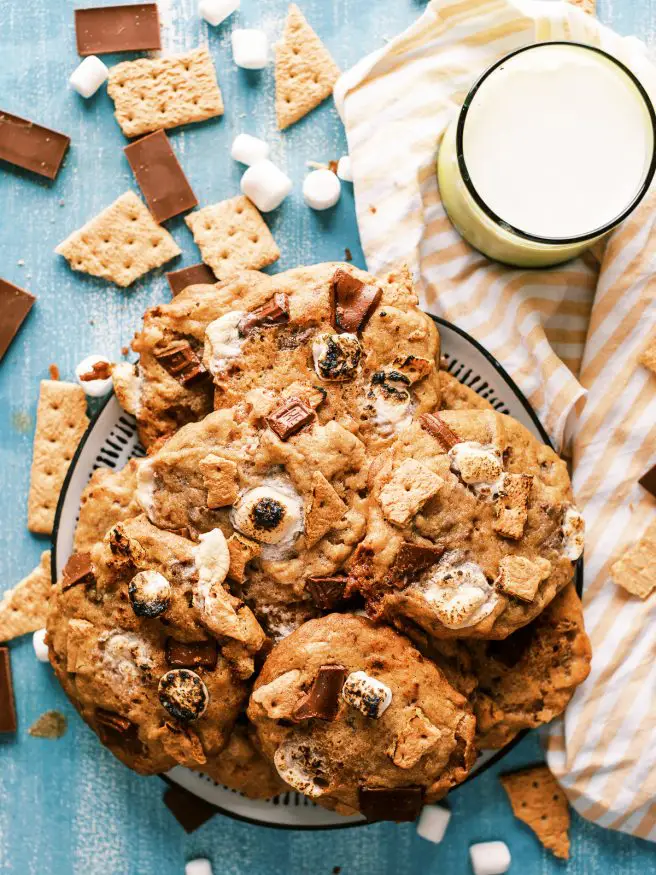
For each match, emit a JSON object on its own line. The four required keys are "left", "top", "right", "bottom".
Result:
{"left": 639, "top": 464, "right": 656, "bottom": 499}
{"left": 293, "top": 664, "right": 347, "bottom": 722}
{"left": 266, "top": 396, "right": 315, "bottom": 441}
{"left": 0, "top": 277, "right": 35, "bottom": 361}
{"left": 163, "top": 784, "right": 218, "bottom": 833}
{"left": 391, "top": 542, "right": 444, "bottom": 585}
{"left": 61, "top": 552, "right": 95, "bottom": 591}
{"left": 124, "top": 130, "right": 197, "bottom": 224}
{"left": 419, "top": 413, "right": 460, "bottom": 450}
{"left": 0, "top": 648, "right": 17, "bottom": 733}
{"left": 165, "top": 638, "right": 218, "bottom": 669}
{"left": 331, "top": 268, "right": 381, "bottom": 334}
{"left": 154, "top": 340, "right": 208, "bottom": 386}
{"left": 305, "top": 576, "right": 348, "bottom": 611}
{"left": 166, "top": 263, "right": 216, "bottom": 296}
{"left": 75, "top": 4, "right": 161, "bottom": 55}
{"left": 0, "top": 111, "right": 70, "bottom": 180}
{"left": 358, "top": 786, "right": 425, "bottom": 822}
{"left": 238, "top": 293, "right": 290, "bottom": 336}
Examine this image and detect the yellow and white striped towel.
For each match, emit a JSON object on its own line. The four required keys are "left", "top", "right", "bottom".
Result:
{"left": 335, "top": 0, "right": 656, "bottom": 841}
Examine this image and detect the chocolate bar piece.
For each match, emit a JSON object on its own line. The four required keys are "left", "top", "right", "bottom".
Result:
{"left": 154, "top": 340, "right": 208, "bottom": 386}
{"left": 124, "top": 130, "right": 197, "bottom": 224}
{"left": 165, "top": 638, "right": 218, "bottom": 670}
{"left": 331, "top": 268, "right": 381, "bottom": 334}
{"left": 62, "top": 552, "right": 95, "bottom": 591}
{"left": 392, "top": 542, "right": 444, "bottom": 585}
{"left": 166, "top": 263, "right": 216, "bottom": 296}
{"left": 0, "top": 111, "right": 70, "bottom": 180}
{"left": 266, "top": 396, "right": 315, "bottom": 441}
{"left": 96, "top": 708, "right": 142, "bottom": 754}
{"left": 0, "top": 648, "right": 17, "bottom": 733}
{"left": 358, "top": 786, "right": 425, "bottom": 822}
{"left": 163, "top": 784, "right": 218, "bottom": 833}
{"left": 238, "top": 293, "right": 290, "bottom": 336}
{"left": 0, "top": 278, "right": 35, "bottom": 361}
{"left": 305, "top": 576, "right": 348, "bottom": 611}
{"left": 419, "top": 413, "right": 461, "bottom": 450}
{"left": 293, "top": 664, "right": 346, "bottom": 722}
{"left": 639, "top": 464, "right": 656, "bottom": 499}
{"left": 75, "top": 4, "right": 161, "bottom": 55}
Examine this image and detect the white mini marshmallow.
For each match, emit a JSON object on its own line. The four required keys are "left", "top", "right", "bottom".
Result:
{"left": 69, "top": 56, "right": 109, "bottom": 99}
{"left": 241, "top": 160, "right": 292, "bottom": 212}
{"left": 185, "top": 859, "right": 213, "bottom": 875}
{"left": 231, "top": 28, "right": 269, "bottom": 69}
{"left": 75, "top": 355, "right": 113, "bottom": 397}
{"left": 416, "top": 804, "right": 451, "bottom": 844}
{"left": 198, "top": 0, "right": 239, "bottom": 27}
{"left": 469, "top": 841, "right": 511, "bottom": 875}
{"left": 303, "top": 169, "right": 341, "bottom": 210}
{"left": 32, "top": 628, "right": 49, "bottom": 663}
{"left": 336, "top": 155, "right": 353, "bottom": 182}
{"left": 231, "top": 133, "right": 270, "bottom": 166}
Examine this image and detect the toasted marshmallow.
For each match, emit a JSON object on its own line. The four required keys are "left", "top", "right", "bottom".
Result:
{"left": 417, "top": 804, "right": 451, "bottom": 844}
{"left": 112, "top": 361, "right": 141, "bottom": 416}
{"left": 231, "top": 480, "right": 303, "bottom": 558}
{"left": 369, "top": 376, "right": 416, "bottom": 438}
{"left": 312, "top": 332, "right": 361, "bottom": 381}
{"left": 273, "top": 737, "right": 331, "bottom": 797}
{"left": 562, "top": 505, "right": 585, "bottom": 560}
{"left": 419, "top": 553, "right": 499, "bottom": 629}
{"left": 449, "top": 442, "right": 503, "bottom": 488}
{"left": 193, "top": 528, "right": 230, "bottom": 589}
{"left": 69, "top": 55, "right": 109, "bottom": 98}
{"left": 469, "top": 841, "right": 511, "bottom": 875}
{"left": 336, "top": 155, "right": 353, "bottom": 182}
{"left": 342, "top": 671, "right": 392, "bottom": 719}
{"left": 204, "top": 311, "right": 246, "bottom": 376}
{"left": 303, "top": 169, "right": 341, "bottom": 210}
{"left": 128, "top": 570, "right": 171, "bottom": 618}
{"left": 32, "top": 628, "right": 49, "bottom": 663}
{"left": 158, "top": 669, "right": 209, "bottom": 722}
{"left": 100, "top": 630, "right": 154, "bottom": 684}
{"left": 241, "top": 159, "right": 292, "bottom": 212}
{"left": 231, "top": 133, "right": 270, "bottom": 166}
{"left": 75, "top": 354, "right": 113, "bottom": 397}
{"left": 231, "top": 28, "right": 268, "bottom": 69}
{"left": 199, "top": 0, "right": 239, "bottom": 27}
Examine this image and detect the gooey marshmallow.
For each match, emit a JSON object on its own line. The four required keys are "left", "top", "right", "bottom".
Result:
{"left": 69, "top": 56, "right": 109, "bottom": 98}
{"left": 231, "top": 28, "right": 268, "bottom": 69}
{"left": 312, "top": 332, "right": 361, "bottom": 381}
{"left": 231, "top": 133, "right": 270, "bottom": 166}
{"left": 562, "top": 505, "right": 585, "bottom": 560}
{"left": 303, "top": 169, "right": 341, "bottom": 210}
{"left": 230, "top": 481, "right": 304, "bottom": 559}
{"left": 199, "top": 0, "right": 239, "bottom": 27}
{"left": 241, "top": 159, "right": 292, "bottom": 212}
{"left": 469, "top": 841, "right": 511, "bottom": 875}
{"left": 33, "top": 628, "right": 49, "bottom": 663}
{"left": 416, "top": 804, "right": 451, "bottom": 844}
{"left": 336, "top": 155, "right": 353, "bottom": 182}
{"left": 341, "top": 671, "right": 392, "bottom": 719}
{"left": 419, "top": 553, "right": 499, "bottom": 630}
{"left": 274, "top": 737, "right": 331, "bottom": 797}
{"left": 204, "top": 310, "right": 246, "bottom": 376}
{"left": 75, "top": 355, "right": 113, "bottom": 397}
{"left": 193, "top": 528, "right": 230, "bottom": 590}
{"left": 449, "top": 441, "right": 503, "bottom": 498}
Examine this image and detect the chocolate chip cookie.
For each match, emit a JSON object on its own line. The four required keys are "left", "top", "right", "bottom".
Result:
{"left": 48, "top": 515, "right": 265, "bottom": 774}
{"left": 349, "top": 409, "right": 584, "bottom": 639}
{"left": 248, "top": 613, "right": 476, "bottom": 819}
{"left": 197, "top": 722, "right": 285, "bottom": 800}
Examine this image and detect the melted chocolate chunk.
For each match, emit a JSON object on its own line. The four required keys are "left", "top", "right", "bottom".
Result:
{"left": 61, "top": 552, "right": 94, "bottom": 591}
{"left": 419, "top": 413, "right": 461, "bottom": 450}
{"left": 0, "top": 648, "right": 17, "bottom": 733}
{"left": 486, "top": 622, "right": 537, "bottom": 668}
{"left": 639, "top": 463, "right": 656, "bottom": 499}
{"left": 163, "top": 784, "right": 218, "bottom": 833}
{"left": 331, "top": 268, "right": 382, "bottom": 334}
{"left": 95, "top": 709, "right": 143, "bottom": 754}
{"left": 154, "top": 340, "right": 208, "bottom": 386}
{"left": 306, "top": 576, "right": 348, "bottom": 611}
{"left": 358, "top": 786, "right": 425, "bottom": 822}
{"left": 238, "top": 293, "right": 290, "bottom": 336}
{"left": 266, "top": 396, "right": 315, "bottom": 441}
{"left": 293, "top": 664, "right": 347, "bottom": 722}
{"left": 165, "top": 639, "right": 219, "bottom": 669}
{"left": 391, "top": 542, "right": 444, "bottom": 587}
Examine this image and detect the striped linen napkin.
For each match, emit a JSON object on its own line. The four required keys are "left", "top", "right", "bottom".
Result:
{"left": 335, "top": 0, "right": 656, "bottom": 841}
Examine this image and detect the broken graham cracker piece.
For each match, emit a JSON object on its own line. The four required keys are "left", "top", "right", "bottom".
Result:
{"left": 227, "top": 534, "right": 260, "bottom": 583}
{"left": 275, "top": 4, "right": 340, "bottom": 130}
{"left": 500, "top": 765, "right": 570, "bottom": 860}
{"left": 0, "top": 551, "right": 51, "bottom": 642}
{"left": 378, "top": 458, "right": 443, "bottom": 526}
{"left": 493, "top": 473, "right": 533, "bottom": 541}
{"left": 304, "top": 472, "right": 347, "bottom": 547}
{"left": 567, "top": 0, "right": 596, "bottom": 13}
{"left": 55, "top": 191, "right": 180, "bottom": 288}
{"left": 638, "top": 334, "right": 656, "bottom": 377}
{"left": 27, "top": 381, "right": 89, "bottom": 535}
{"left": 610, "top": 518, "right": 656, "bottom": 599}
{"left": 496, "top": 555, "right": 551, "bottom": 603}
{"left": 185, "top": 196, "right": 279, "bottom": 277}
{"left": 200, "top": 454, "right": 239, "bottom": 508}
{"left": 108, "top": 46, "right": 223, "bottom": 138}
{"left": 28, "top": 710, "right": 68, "bottom": 739}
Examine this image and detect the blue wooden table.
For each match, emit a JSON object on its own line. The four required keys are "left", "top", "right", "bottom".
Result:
{"left": 1, "top": 1, "right": 656, "bottom": 872}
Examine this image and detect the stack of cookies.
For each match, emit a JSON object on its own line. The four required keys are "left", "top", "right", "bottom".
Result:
{"left": 47, "top": 263, "right": 590, "bottom": 822}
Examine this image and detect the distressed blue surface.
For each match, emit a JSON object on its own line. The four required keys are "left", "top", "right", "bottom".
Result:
{"left": 1, "top": 0, "right": 656, "bottom": 872}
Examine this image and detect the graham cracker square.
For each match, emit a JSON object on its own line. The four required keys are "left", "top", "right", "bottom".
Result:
{"left": 496, "top": 555, "right": 552, "bottom": 603}
{"left": 108, "top": 46, "right": 224, "bottom": 138}
{"left": 304, "top": 472, "right": 347, "bottom": 547}
{"left": 185, "top": 196, "right": 280, "bottom": 277}
{"left": 0, "top": 551, "right": 51, "bottom": 642}
{"left": 56, "top": 191, "right": 181, "bottom": 288}
{"left": 500, "top": 765, "right": 570, "bottom": 860}
{"left": 610, "top": 518, "right": 656, "bottom": 599}
{"left": 379, "top": 458, "right": 443, "bottom": 526}
{"left": 200, "top": 454, "right": 239, "bottom": 508}
{"left": 493, "top": 473, "right": 533, "bottom": 540}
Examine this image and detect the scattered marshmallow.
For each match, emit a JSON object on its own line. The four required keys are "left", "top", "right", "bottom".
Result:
{"left": 469, "top": 841, "right": 511, "bottom": 875}
{"left": 69, "top": 56, "right": 109, "bottom": 99}
{"left": 337, "top": 155, "right": 353, "bottom": 182}
{"left": 241, "top": 159, "right": 292, "bottom": 212}
{"left": 185, "top": 860, "right": 213, "bottom": 875}
{"left": 75, "top": 355, "right": 113, "bottom": 398}
{"left": 303, "top": 169, "right": 341, "bottom": 210}
{"left": 32, "top": 628, "right": 49, "bottom": 663}
{"left": 198, "top": 0, "right": 239, "bottom": 27}
{"left": 231, "top": 133, "right": 270, "bottom": 166}
{"left": 231, "top": 29, "right": 269, "bottom": 70}
{"left": 416, "top": 804, "right": 451, "bottom": 844}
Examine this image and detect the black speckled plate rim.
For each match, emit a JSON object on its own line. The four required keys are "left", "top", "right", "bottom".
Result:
{"left": 51, "top": 313, "right": 584, "bottom": 831}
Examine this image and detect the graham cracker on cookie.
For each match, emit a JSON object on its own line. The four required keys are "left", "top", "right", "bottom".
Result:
{"left": 610, "top": 518, "right": 656, "bottom": 599}
{"left": 27, "top": 381, "right": 89, "bottom": 535}
{"left": 0, "top": 551, "right": 51, "bottom": 641}
{"left": 275, "top": 4, "right": 340, "bottom": 130}
{"left": 304, "top": 472, "right": 347, "bottom": 547}
{"left": 108, "top": 46, "right": 224, "bottom": 138}
{"left": 56, "top": 192, "right": 181, "bottom": 288}
{"left": 378, "top": 458, "right": 443, "bottom": 526}
{"left": 500, "top": 765, "right": 570, "bottom": 859}
{"left": 638, "top": 335, "right": 656, "bottom": 377}
{"left": 567, "top": 0, "right": 596, "bottom": 13}
{"left": 185, "top": 196, "right": 279, "bottom": 277}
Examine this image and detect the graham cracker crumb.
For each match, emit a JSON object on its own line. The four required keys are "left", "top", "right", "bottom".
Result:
{"left": 28, "top": 710, "right": 68, "bottom": 739}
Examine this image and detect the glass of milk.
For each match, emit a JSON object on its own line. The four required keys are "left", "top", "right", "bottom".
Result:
{"left": 437, "top": 42, "right": 656, "bottom": 267}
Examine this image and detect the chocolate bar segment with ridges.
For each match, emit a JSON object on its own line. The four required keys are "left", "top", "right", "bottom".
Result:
{"left": 75, "top": 4, "right": 161, "bottom": 55}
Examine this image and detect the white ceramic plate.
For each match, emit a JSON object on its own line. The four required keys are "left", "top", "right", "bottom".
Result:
{"left": 52, "top": 317, "right": 576, "bottom": 830}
